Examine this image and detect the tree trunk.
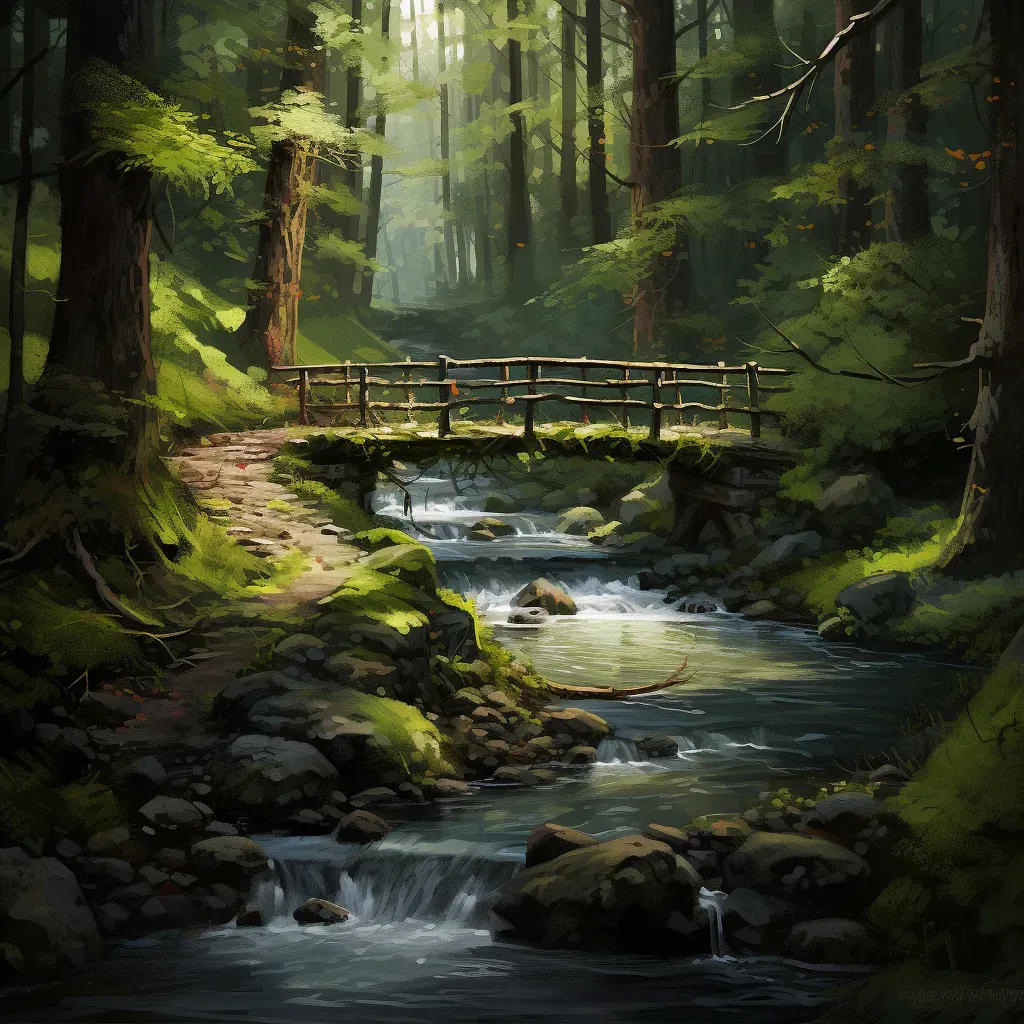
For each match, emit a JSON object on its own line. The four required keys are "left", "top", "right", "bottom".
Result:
{"left": 470, "top": 92, "right": 493, "bottom": 287}
{"left": 44, "top": 0, "right": 156, "bottom": 478}
{"left": 383, "top": 225, "right": 400, "bottom": 303}
{"left": 338, "top": 0, "right": 364, "bottom": 300}
{"left": 885, "top": 0, "right": 929, "bottom": 241}
{"left": 506, "top": 0, "right": 535, "bottom": 299}
{"left": 584, "top": 0, "right": 610, "bottom": 244}
{"left": 731, "top": 0, "right": 784, "bottom": 179}
{"left": 938, "top": 0, "right": 1024, "bottom": 573}
{"left": 628, "top": 0, "right": 685, "bottom": 357}
{"left": 237, "top": 10, "right": 323, "bottom": 367}
{"left": 0, "top": 3, "right": 12, "bottom": 171}
{"left": 437, "top": 1, "right": 460, "bottom": 292}
{"left": 359, "top": 0, "right": 392, "bottom": 307}
{"left": 558, "top": 0, "right": 578, "bottom": 255}
{"left": 0, "top": 4, "right": 36, "bottom": 515}
{"left": 695, "top": 0, "right": 713, "bottom": 293}
{"left": 835, "top": 0, "right": 877, "bottom": 254}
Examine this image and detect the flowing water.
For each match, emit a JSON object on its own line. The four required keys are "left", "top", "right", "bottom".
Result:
{"left": 4, "top": 462, "right": 963, "bottom": 1023}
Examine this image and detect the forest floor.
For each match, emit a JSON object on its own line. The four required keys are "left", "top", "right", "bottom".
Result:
{"left": 86, "top": 430, "right": 364, "bottom": 764}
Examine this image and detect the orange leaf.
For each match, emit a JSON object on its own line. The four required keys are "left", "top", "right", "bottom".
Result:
{"left": 661, "top": 250, "right": 673, "bottom": 257}
{"left": 450, "top": 382, "right": 459, "bottom": 395}
{"left": 975, "top": 160, "right": 986, "bottom": 170}
{"left": 863, "top": 143, "right": 876, "bottom": 151}
{"left": 945, "top": 147, "right": 965, "bottom": 160}
{"left": 135, "top": 713, "right": 146, "bottom": 721}
{"left": 236, "top": 462, "right": 248, "bottom": 470}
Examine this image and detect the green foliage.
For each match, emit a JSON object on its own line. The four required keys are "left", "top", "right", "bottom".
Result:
{"left": 83, "top": 61, "right": 258, "bottom": 196}
{"left": 354, "top": 527, "right": 416, "bottom": 551}
{"left": 278, "top": 478, "right": 376, "bottom": 533}
{"left": 361, "top": 542, "right": 438, "bottom": 590}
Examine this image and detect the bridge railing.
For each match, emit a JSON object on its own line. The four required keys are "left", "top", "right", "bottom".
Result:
{"left": 270, "top": 355, "right": 794, "bottom": 440}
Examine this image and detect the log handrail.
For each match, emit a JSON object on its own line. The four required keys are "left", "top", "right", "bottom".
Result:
{"left": 278, "top": 355, "right": 794, "bottom": 438}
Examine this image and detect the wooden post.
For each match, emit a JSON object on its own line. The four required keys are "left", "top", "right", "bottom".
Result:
{"left": 674, "top": 373, "right": 682, "bottom": 427}
{"left": 580, "top": 357, "right": 589, "bottom": 424}
{"left": 298, "top": 367, "right": 308, "bottom": 425}
{"left": 497, "top": 362, "right": 510, "bottom": 425}
{"left": 718, "top": 360, "right": 729, "bottom": 430}
{"left": 621, "top": 367, "right": 630, "bottom": 430}
{"left": 344, "top": 360, "right": 352, "bottom": 410}
{"left": 746, "top": 361, "right": 761, "bottom": 438}
{"left": 404, "top": 355, "right": 415, "bottom": 424}
{"left": 358, "top": 365, "right": 369, "bottom": 426}
{"left": 438, "top": 355, "right": 451, "bottom": 437}
{"left": 524, "top": 361, "right": 538, "bottom": 439}
{"left": 649, "top": 367, "right": 663, "bottom": 441}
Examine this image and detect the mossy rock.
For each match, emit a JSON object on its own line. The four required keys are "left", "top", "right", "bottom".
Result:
{"left": 354, "top": 528, "right": 415, "bottom": 552}
{"left": 57, "top": 783, "right": 128, "bottom": 843}
{"left": 320, "top": 568, "right": 433, "bottom": 635}
{"left": 555, "top": 507, "right": 605, "bottom": 536}
{"left": 361, "top": 543, "right": 438, "bottom": 591}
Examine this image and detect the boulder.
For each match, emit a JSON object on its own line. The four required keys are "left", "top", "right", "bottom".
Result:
{"left": 507, "top": 607, "right": 549, "bottom": 626}
{"left": 235, "top": 906, "right": 264, "bottom": 927}
{"left": 785, "top": 917, "right": 877, "bottom": 964}
{"left": 555, "top": 507, "right": 605, "bottom": 536}
{"left": 815, "top": 474, "right": 896, "bottom": 539}
{"left": 525, "top": 823, "right": 599, "bottom": 867}
{"left": 335, "top": 810, "right": 391, "bottom": 844}
{"left": 836, "top": 572, "right": 915, "bottom": 624}
{"left": 681, "top": 594, "right": 721, "bottom": 614}
{"left": 739, "top": 600, "right": 803, "bottom": 623}
{"left": 636, "top": 736, "right": 679, "bottom": 759}
{"left": 274, "top": 633, "right": 326, "bottom": 665}
{"left": 293, "top": 898, "right": 350, "bottom": 925}
{"left": 723, "top": 833, "right": 870, "bottom": 903}
{"left": 0, "top": 851, "right": 104, "bottom": 975}
{"left": 349, "top": 787, "right": 399, "bottom": 808}
{"left": 492, "top": 835, "right": 705, "bottom": 953}
{"left": 749, "top": 531, "right": 824, "bottom": 572}
{"left": 139, "top": 797, "right": 210, "bottom": 833}
{"left": 817, "top": 616, "right": 854, "bottom": 641}
{"left": 212, "top": 735, "right": 340, "bottom": 826}
{"left": 106, "top": 755, "right": 167, "bottom": 801}
{"left": 721, "top": 887, "right": 796, "bottom": 953}
{"left": 484, "top": 492, "right": 519, "bottom": 513}
{"left": 542, "top": 708, "right": 610, "bottom": 743}
{"left": 189, "top": 837, "right": 270, "bottom": 891}
{"left": 563, "top": 745, "right": 598, "bottom": 764}
{"left": 649, "top": 553, "right": 710, "bottom": 583}
{"left": 471, "top": 518, "right": 517, "bottom": 538}
{"left": 511, "top": 578, "right": 577, "bottom": 616}
{"left": 803, "top": 792, "right": 885, "bottom": 844}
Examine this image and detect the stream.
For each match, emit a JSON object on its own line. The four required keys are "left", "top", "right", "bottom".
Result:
{"left": 4, "top": 463, "right": 961, "bottom": 1023}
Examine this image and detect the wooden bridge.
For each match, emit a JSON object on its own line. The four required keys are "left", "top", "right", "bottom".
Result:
{"left": 272, "top": 355, "right": 794, "bottom": 441}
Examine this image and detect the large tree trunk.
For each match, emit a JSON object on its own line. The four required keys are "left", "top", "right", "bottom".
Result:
{"left": 237, "top": 10, "right": 323, "bottom": 366}
{"left": 0, "top": 3, "right": 12, "bottom": 173}
{"left": 885, "top": 0, "right": 929, "bottom": 241}
{"left": 45, "top": 0, "right": 156, "bottom": 478}
{"left": 506, "top": 0, "right": 535, "bottom": 299}
{"left": 584, "top": 0, "right": 610, "bottom": 244}
{"left": 628, "top": 0, "right": 685, "bottom": 357}
{"left": 731, "top": 0, "right": 784, "bottom": 179}
{"left": 437, "top": 1, "right": 460, "bottom": 291}
{"left": 835, "top": 0, "right": 877, "bottom": 254}
{"left": 359, "top": 0, "right": 393, "bottom": 307}
{"left": 558, "top": 0, "right": 578, "bottom": 256}
{"left": 1, "top": 5, "right": 36, "bottom": 515}
{"left": 938, "top": 0, "right": 1024, "bottom": 573}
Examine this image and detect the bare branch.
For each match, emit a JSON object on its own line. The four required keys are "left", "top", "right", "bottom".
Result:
{"left": 69, "top": 528, "right": 155, "bottom": 628}
{"left": 729, "top": 0, "right": 903, "bottom": 141}
{"left": 676, "top": 0, "right": 722, "bottom": 40}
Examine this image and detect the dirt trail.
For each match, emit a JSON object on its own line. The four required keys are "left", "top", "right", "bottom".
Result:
{"left": 86, "top": 429, "right": 360, "bottom": 764}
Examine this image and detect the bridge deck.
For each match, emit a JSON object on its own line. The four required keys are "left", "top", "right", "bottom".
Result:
{"left": 289, "top": 420, "right": 795, "bottom": 465}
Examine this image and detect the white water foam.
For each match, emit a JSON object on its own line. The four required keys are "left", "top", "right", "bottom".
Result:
{"left": 250, "top": 835, "right": 521, "bottom": 929}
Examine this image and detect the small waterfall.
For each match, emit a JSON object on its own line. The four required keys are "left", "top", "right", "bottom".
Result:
{"left": 250, "top": 837, "right": 521, "bottom": 928}
{"left": 596, "top": 737, "right": 641, "bottom": 763}
{"left": 698, "top": 887, "right": 730, "bottom": 958}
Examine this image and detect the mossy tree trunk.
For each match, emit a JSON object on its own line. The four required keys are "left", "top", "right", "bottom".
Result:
{"left": 338, "top": 0, "right": 364, "bottom": 303}
{"left": 938, "top": 0, "right": 1024, "bottom": 574}
{"left": 44, "top": 0, "right": 157, "bottom": 479}
{"left": 237, "top": 9, "right": 323, "bottom": 368}
{"left": 437, "top": 0, "right": 460, "bottom": 291}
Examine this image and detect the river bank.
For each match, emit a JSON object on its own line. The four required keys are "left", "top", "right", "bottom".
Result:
{"left": 0, "top": 430, "right": 998, "bottom": 1023}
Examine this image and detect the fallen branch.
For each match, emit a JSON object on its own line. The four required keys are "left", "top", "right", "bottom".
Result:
{"left": 546, "top": 658, "right": 691, "bottom": 700}
{"left": 69, "top": 528, "right": 156, "bottom": 628}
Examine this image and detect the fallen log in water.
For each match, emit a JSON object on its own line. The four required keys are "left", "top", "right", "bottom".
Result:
{"left": 544, "top": 660, "right": 691, "bottom": 700}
